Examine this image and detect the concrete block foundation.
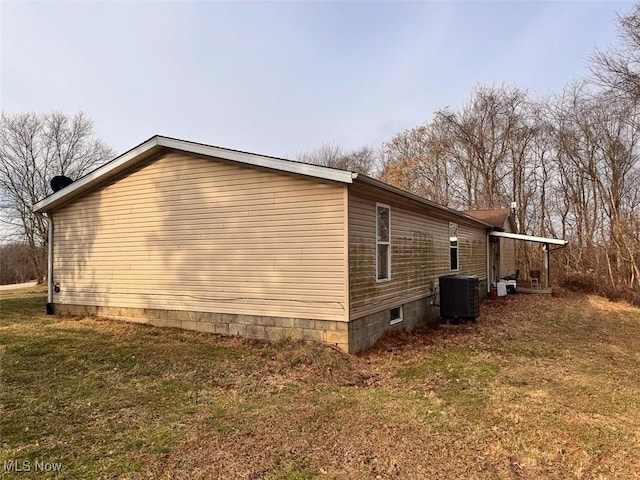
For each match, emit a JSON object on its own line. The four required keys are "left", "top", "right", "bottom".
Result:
{"left": 55, "top": 292, "right": 444, "bottom": 354}
{"left": 54, "top": 303, "right": 349, "bottom": 352}
{"left": 347, "top": 294, "right": 440, "bottom": 353}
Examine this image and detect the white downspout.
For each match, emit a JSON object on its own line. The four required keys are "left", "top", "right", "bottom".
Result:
{"left": 47, "top": 214, "right": 53, "bottom": 305}
{"left": 486, "top": 232, "right": 491, "bottom": 293}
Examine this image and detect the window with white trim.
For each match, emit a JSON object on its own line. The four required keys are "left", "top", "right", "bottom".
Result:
{"left": 376, "top": 203, "right": 391, "bottom": 281}
{"left": 390, "top": 306, "right": 403, "bottom": 326}
{"left": 449, "top": 222, "right": 459, "bottom": 271}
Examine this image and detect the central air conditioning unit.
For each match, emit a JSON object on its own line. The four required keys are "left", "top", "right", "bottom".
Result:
{"left": 438, "top": 274, "right": 480, "bottom": 321}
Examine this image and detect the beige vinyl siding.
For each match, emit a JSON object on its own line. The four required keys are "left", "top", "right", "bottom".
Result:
{"left": 458, "top": 223, "right": 488, "bottom": 278}
{"left": 348, "top": 183, "right": 486, "bottom": 319}
{"left": 52, "top": 151, "right": 348, "bottom": 322}
{"left": 500, "top": 219, "right": 517, "bottom": 277}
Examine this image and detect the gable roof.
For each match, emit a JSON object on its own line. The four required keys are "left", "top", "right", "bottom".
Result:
{"left": 465, "top": 208, "right": 513, "bottom": 229}
{"left": 33, "top": 135, "right": 356, "bottom": 213}
{"left": 32, "top": 135, "right": 493, "bottom": 229}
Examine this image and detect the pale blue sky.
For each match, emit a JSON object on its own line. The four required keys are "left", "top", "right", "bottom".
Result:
{"left": 1, "top": 1, "right": 634, "bottom": 158}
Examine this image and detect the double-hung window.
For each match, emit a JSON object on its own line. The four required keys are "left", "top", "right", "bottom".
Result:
{"left": 449, "top": 222, "right": 459, "bottom": 271}
{"left": 376, "top": 203, "right": 391, "bottom": 281}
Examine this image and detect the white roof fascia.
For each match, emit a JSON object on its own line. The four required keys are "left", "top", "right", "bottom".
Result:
{"left": 33, "top": 137, "right": 161, "bottom": 213}
{"left": 33, "top": 136, "right": 355, "bottom": 213}
{"left": 489, "top": 231, "right": 568, "bottom": 246}
{"left": 157, "top": 137, "right": 354, "bottom": 184}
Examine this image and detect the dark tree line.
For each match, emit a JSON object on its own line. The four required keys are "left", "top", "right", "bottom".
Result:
{"left": 0, "top": 242, "right": 38, "bottom": 285}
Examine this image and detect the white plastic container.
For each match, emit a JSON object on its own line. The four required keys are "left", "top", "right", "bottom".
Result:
{"left": 504, "top": 279, "right": 517, "bottom": 293}
{"left": 497, "top": 281, "right": 507, "bottom": 297}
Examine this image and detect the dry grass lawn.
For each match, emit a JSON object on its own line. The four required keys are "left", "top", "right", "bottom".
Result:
{"left": 2, "top": 286, "right": 640, "bottom": 479}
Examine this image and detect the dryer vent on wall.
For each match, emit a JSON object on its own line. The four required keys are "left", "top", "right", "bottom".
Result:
{"left": 438, "top": 274, "right": 480, "bottom": 321}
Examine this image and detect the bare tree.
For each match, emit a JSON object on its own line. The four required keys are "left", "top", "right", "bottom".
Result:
{"left": 380, "top": 85, "right": 536, "bottom": 212}
{"left": 432, "top": 85, "right": 530, "bottom": 209}
{"left": 0, "top": 111, "right": 114, "bottom": 282}
{"left": 592, "top": 4, "right": 640, "bottom": 101}
{"left": 379, "top": 124, "right": 453, "bottom": 206}
{"left": 546, "top": 81, "right": 640, "bottom": 295}
{"left": 298, "top": 142, "right": 378, "bottom": 176}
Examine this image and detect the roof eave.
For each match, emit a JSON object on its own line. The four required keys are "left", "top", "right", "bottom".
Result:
{"left": 33, "top": 136, "right": 163, "bottom": 213}
{"left": 156, "top": 137, "right": 354, "bottom": 185}
{"left": 354, "top": 175, "right": 494, "bottom": 228}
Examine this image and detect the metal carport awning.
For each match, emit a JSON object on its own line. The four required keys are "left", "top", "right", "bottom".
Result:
{"left": 488, "top": 231, "right": 568, "bottom": 289}
{"left": 488, "top": 231, "right": 568, "bottom": 246}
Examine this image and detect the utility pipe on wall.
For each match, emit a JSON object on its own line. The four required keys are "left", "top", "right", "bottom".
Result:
{"left": 47, "top": 214, "right": 53, "bottom": 307}
{"left": 486, "top": 232, "right": 491, "bottom": 293}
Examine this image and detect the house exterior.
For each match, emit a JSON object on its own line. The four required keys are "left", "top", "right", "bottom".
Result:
{"left": 466, "top": 208, "right": 517, "bottom": 285}
{"left": 34, "top": 136, "right": 494, "bottom": 353}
